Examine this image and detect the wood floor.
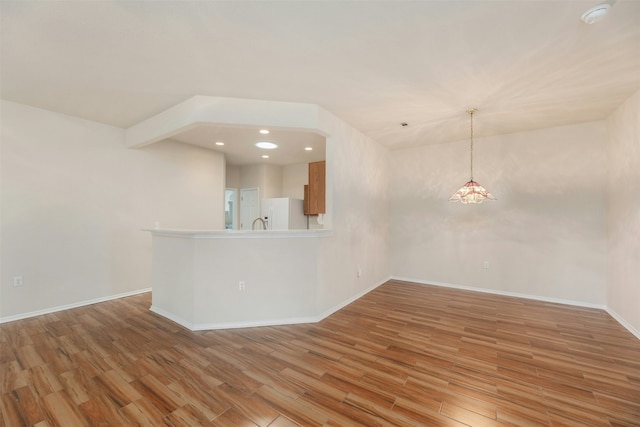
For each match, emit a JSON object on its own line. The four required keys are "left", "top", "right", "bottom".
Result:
{"left": 1, "top": 280, "right": 639, "bottom": 427}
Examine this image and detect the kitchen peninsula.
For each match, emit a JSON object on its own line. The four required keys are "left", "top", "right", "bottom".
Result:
{"left": 148, "top": 228, "right": 332, "bottom": 330}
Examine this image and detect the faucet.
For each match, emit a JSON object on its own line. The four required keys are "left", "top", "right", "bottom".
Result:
{"left": 252, "top": 217, "right": 267, "bottom": 230}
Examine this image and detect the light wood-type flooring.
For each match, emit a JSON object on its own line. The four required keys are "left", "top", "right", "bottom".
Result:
{"left": 1, "top": 280, "right": 639, "bottom": 426}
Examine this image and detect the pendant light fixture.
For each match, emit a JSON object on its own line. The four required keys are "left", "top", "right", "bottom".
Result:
{"left": 449, "top": 108, "right": 496, "bottom": 204}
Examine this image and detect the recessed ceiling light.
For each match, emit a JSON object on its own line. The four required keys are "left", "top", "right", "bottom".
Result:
{"left": 259, "top": 129, "right": 270, "bottom": 134}
{"left": 305, "top": 147, "right": 313, "bottom": 151}
{"left": 256, "top": 142, "right": 278, "bottom": 149}
{"left": 262, "top": 155, "right": 269, "bottom": 159}
{"left": 215, "top": 141, "right": 224, "bottom": 146}
{"left": 581, "top": 3, "right": 612, "bottom": 24}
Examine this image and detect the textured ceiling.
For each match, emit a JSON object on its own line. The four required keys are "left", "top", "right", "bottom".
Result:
{"left": 1, "top": 0, "right": 639, "bottom": 151}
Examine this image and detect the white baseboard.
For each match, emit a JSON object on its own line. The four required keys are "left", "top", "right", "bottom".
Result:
{"left": 6, "top": 278, "right": 638, "bottom": 343}
{"left": 151, "top": 277, "right": 390, "bottom": 331}
{"left": 150, "top": 304, "right": 321, "bottom": 331}
{"left": 191, "top": 316, "right": 321, "bottom": 331}
{"left": 390, "top": 276, "right": 640, "bottom": 340}
{"left": 606, "top": 307, "right": 640, "bottom": 340}
{"left": 149, "top": 305, "right": 196, "bottom": 330}
{"left": 391, "top": 276, "right": 607, "bottom": 309}
{"left": 316, "top": 276, "right": 391, "bottom": 320}
{"left": 0, "top": 288, "right": 152, "bottom": 324}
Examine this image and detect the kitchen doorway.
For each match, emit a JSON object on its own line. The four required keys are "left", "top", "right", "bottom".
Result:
{"left": 225, "top": 188, "right": 237, "bottom": 230}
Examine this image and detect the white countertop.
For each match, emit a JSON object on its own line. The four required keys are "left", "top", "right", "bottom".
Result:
{"left": 144, "top": 228, "right": 333, "bottom": 239}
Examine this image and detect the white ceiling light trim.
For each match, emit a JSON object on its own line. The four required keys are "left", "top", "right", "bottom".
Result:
{"left": 581, "top": 3, "right": 612, "bottom": 24}
{"left": 256, "top": 142, "right": 278, "bottom": 149}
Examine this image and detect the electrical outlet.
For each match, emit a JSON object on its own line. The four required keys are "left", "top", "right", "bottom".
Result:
{"left": 13, "top": 276, "right": 23, "bottom": 287}
{"left": 357, "top": 266, "right": 362, "bottom": 278}
{"left": 238, "top": 281, "right": 245, "bottom": 291}
{"left": 483, "top": 261, "right": 489, "bottom": 269}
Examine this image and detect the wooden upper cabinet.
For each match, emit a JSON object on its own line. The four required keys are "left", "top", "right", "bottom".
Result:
{"left": 303, "top": 185, "right": 310, "bottom": 214}
{"left": 305, "top": 161, "right": 325, "bottom": 215}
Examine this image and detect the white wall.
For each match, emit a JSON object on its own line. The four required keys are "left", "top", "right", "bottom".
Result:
{"left": 263, "top": 164, "right": 283, "bottom": 199}
{"left": 282, "top": 162, "right": 308, "bottom": 200}
{"left": 316, "top": 111, "right": 391, "bottom": 313}
{"left": 239, "top": 164, "right": 283, "bottom": 199}
{"left": 606, "top": 89, "right": 640, "bottom": 335}
{"left": 0, "top": 101, "right": 225, "bottom": 319}
{"left": 1, "top": 97, "right": 390, "bottom": 324}
{"left": 225, "top": 163, "right": 240, "bottom": 189}
{"left": 238, "top": 164, "right": 262, "bottom": 191}
{"left": 390, "top": 121, "right": 608, "bottom": 306}
{"left": 8, "top": 92, "right": 637, "bottom": 335}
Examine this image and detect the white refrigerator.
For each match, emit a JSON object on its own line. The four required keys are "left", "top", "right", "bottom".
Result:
{"left": 261, "top": 198, "right": 307, "bottom": 230}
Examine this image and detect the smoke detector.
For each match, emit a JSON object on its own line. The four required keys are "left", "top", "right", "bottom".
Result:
{"left": 581, "top": 3, "right": 612, "bottom": 24}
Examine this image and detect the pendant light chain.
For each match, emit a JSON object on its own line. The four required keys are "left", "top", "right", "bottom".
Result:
{"left": 468, "top": 108, "right": 476, "bottom": 181}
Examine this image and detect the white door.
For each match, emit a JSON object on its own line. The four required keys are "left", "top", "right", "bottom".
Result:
{"left": 240, "top": 188, "right": 260, "bottom": 230}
